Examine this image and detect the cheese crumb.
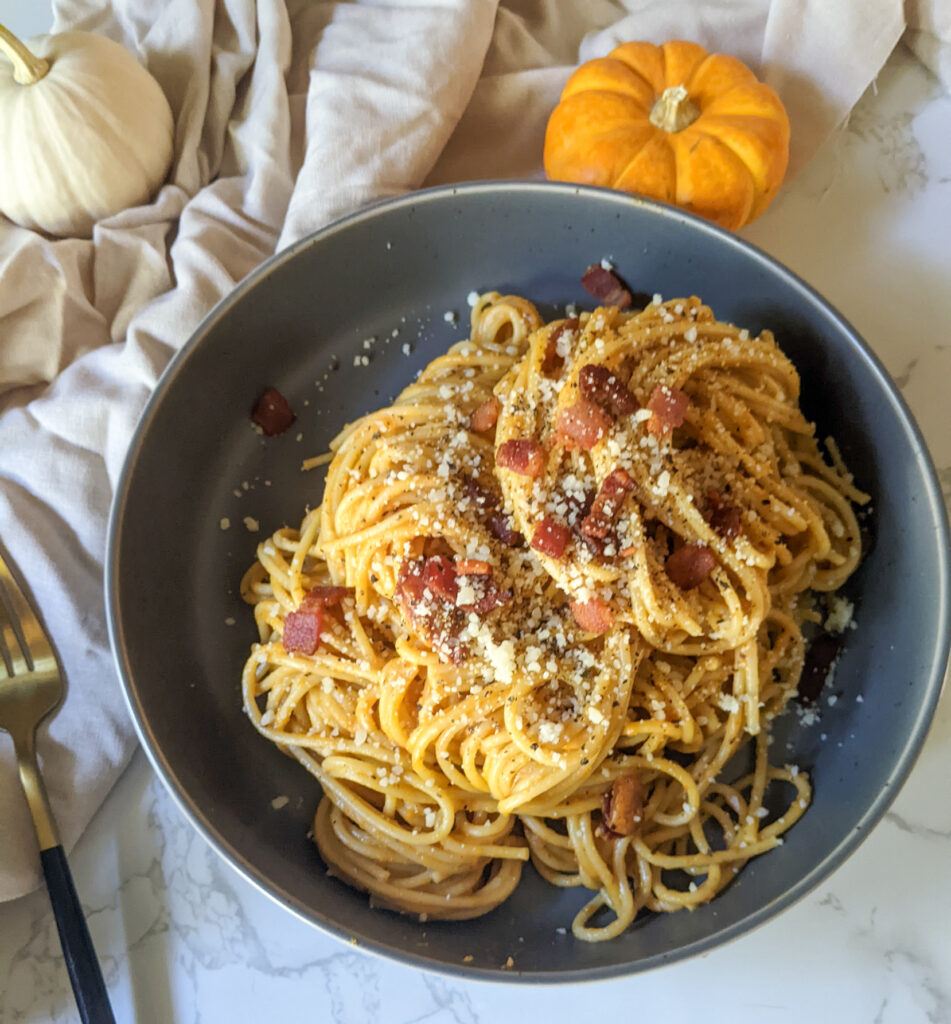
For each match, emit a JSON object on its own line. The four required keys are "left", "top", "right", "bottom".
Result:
{"left": 825, "top": 596, "right": 854, "bottom": 634}
{"left": 485, "top": 638, "right": 516, "bottom": 684}
{"left": 537, "top": 722, "right": 561, "bottom": 744}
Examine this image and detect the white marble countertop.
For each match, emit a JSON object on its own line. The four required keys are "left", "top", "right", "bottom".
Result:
{"left": 1, "top": 5, "right": 950, "bottom": 1022}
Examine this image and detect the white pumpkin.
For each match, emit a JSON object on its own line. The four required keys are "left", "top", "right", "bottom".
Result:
{"left": 0, "top": 24, "right": 174, "bottom": 237}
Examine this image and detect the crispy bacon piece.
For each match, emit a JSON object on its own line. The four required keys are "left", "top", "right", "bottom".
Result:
{"left": 541, "top": 318, "right": 580, "bottom": 376}
{"left": 395, "top": 563, "right": 427, "bottom": 611}
{"left": 599, "top": 775, "right": 645, "bottom": 838}
{"left": 300, "top": 585, "right": 352, "bottom": 610}
{"left": 423, "top": 555, "right": 459, "bottom": 602}
{"left": 798, "top": 632, "right": 843, "bottom": 704}
{"left": 560, "top": 489, "right": 608, "bottom": 556}
{"left": 581, "top": 265, "right": 632, "bottom": 308}
{"left": 251, "top": 387, "right": 295, "bottom": 436}
{"left": 456, "top": 559, "right": 492, "bottom": 575}
{"left": 489, "top": 514, "right": 523, "bottom": 547}
{"left": 554, "top": 399, "right": 613, "bottom": 450}
{"left": 469, "top": 396, "right": 502, "bottom": 433}
{"left": 577, "top": 533, "right": 608, "bottom": 558}
{"left": 448, "top": 560, "right": 512, "bottom": 614}
{"left": 706, "top": 490, "right": 743, "bottom": 539}
{"left": 397, "top": 555, "right": 509, "bottom": 628}
{"left": 570, "top": 597, "right": 614, "bottom": 634}
{"left": 497, "top": 438, "right": 546, "bottom": 478}
{"left": 283, "top": 585, "right": 352, "bottom": 654}
{"left": 561, "top": 488, "right": 593, "bottom": 530}
{"left": 666, "top": 544, "right": 716, "bottom": 589}
{"left": 463, "top": 578, "right": 512, "bottom": 615}
{"left": 646, "top": 384, "right": 690, "bottom": 437}
{"left": 396, "top": 558, "right": 465, "bottom": 662}
{"left": 531, "top": 517, "right": 571, "bottom": 557}
{"left": 460, "top": 474, "right": 524, "bottom": 548}
{"left": 282, "top": 607, "right": 323, "bottom": 655}
{"left": 579, "top": 364, "right": 637, "bottom": 418}
{"left": 462, "top": 474, "right": 501, "bottom": 511}
{"left": 581, "top": 468, "right": 636, "bottom": 539}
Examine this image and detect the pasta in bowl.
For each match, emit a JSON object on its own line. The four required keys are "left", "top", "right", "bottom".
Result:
{"left": 240, "top": 288, "right": 867, "bottom": 941}
{"left": 108, "top": 182, "right": 949, "bottom": 979}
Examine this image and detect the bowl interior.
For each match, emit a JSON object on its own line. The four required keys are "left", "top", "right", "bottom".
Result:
{"left": 108, "top": 182, "right": 950, "bottom": 980}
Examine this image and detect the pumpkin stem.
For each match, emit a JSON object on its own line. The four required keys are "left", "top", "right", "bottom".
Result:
{"left": 0, "top": 23, "right": 50, "bottom": 85}
{"left": 649, "top": 85, "right": 700, "bottom": 134}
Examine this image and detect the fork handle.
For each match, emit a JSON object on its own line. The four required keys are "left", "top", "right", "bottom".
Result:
{"left": 40, "top": 845, "right": 116, "bottom": 1024}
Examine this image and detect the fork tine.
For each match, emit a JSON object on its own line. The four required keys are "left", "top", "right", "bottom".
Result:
{"left": 0, "top": 598, "right": 14, "bottom": 678}
{"left": 0, "top": 579, "right": 25, "bottom": 677}
{"left": 0, "top": 551, "right": 53, "bottom": 673}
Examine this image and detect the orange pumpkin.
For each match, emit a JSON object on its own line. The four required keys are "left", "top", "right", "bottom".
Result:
{"left": 543, "top": 40, "right": 790, "bottom": 230}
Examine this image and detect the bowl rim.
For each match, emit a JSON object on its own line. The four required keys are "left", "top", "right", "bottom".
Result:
{"left": 105, "top": 179, "right": 951, "bottom": 983}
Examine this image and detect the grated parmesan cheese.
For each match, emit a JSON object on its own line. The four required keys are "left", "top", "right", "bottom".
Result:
{"left": 825, "top": 596, "right": 854, "bottom": 634}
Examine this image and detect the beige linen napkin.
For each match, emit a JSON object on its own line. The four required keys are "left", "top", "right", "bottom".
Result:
{"left": 906, "top": 0, "right": 951, "bottom": 89}
{"left": 0, "top": 0, "right": 938, "bottom": 901}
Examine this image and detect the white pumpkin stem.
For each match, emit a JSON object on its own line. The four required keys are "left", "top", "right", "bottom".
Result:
{"left": 649, "top": 85, "right": 700, "bottom": 134}
{"left": 0, "top": 23, "right": 50, "bottom": 85}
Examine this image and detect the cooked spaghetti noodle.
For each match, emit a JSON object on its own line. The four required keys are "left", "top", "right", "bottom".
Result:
{"left": 240, "top": 291, "right": 867, "bottom": 940}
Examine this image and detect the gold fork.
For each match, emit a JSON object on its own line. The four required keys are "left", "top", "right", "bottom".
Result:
{"left": 0, "top": 548, "right": 115, "bottom": 1024}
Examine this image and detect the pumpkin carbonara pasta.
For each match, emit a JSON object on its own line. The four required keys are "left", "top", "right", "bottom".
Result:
{"left": 240, "top": 290, "right": 867, "bottom": 940}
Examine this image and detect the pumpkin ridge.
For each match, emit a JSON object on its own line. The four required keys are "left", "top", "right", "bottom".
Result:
{"left": 659, "top": 40, "right": 710, "bottom": 95}
{"left": 614, "top": 128, "right": 666, "bottom": 189}
{"left": 33, "top": 80, "right": 126, "bottom": 200}
{"left": 58, "top": 57, "right": 172, "bottom": 213}
{"left": 598, "top": 56, "right": 662, "bottom": 107}
{"left": 690, "top": 130, "right": 758, "bottom": 223}
{"left": 609, "top": 41, "right": 667, "bottom": 95}
{"left": 695, "top": 116, "right": 786, "bottom": 194}
{"left": 558, "top": 87, "right": 653, "bottom": 119}
{"left": 700, "top": 81, "right": 788, "bottom": 123}
{"left": 682, "top": 53, "right": 757, "bottom": 110}
{"left": 681, "top": 54, "right": 711, "bottom": 114}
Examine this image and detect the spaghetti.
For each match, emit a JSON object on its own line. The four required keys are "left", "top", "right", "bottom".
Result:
{"left": 240, "top": 291, "right": 867, "bottom": 940}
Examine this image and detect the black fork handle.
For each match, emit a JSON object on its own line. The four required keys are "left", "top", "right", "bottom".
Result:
{"left": 40, "top": 845, "right": 116, "bottom": 1024}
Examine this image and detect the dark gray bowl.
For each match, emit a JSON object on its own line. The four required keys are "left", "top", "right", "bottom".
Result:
{"left": 106, "top": 182, "right": 950, "bottom": 982}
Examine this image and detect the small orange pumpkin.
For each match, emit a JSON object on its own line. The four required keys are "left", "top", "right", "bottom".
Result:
{"left": 544, "top": 40, "right": 790, "bottom": 230}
